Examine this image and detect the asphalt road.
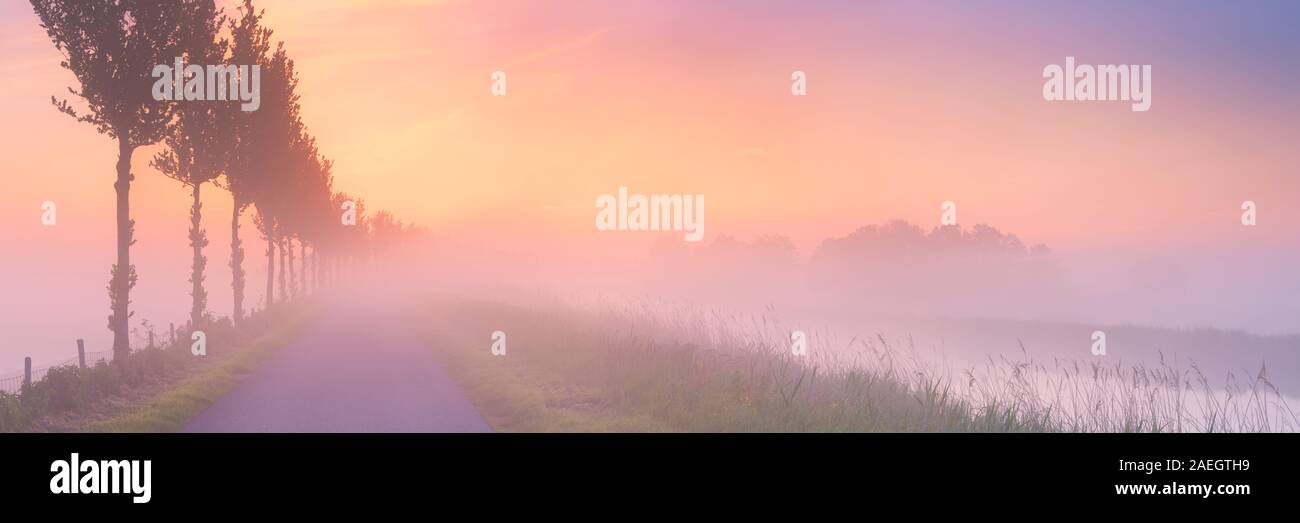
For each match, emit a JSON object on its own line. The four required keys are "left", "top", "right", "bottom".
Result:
{"left": 184, "top": 304, "right": 490, "bottom": 432}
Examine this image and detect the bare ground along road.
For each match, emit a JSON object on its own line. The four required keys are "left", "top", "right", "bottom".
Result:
{"left": 185, "top": 303, "right": 489, "bottom": 432}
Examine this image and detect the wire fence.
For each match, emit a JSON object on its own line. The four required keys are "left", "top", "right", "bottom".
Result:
{"left": 0, "top": 347, "right": 117, "bottom": 395}
{"left": 0, "top": 374, "right": 23, "bottom": 396}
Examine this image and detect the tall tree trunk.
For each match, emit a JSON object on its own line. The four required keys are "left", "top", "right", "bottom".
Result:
{"left": 230, "top": 200, "right": 245, "bottom": 324}
{"left": 299, "top": 241, "right": 308, "bottom": 296}
{"left": 188, "top": 183, "right": 208, "bottom": 328}
{"left": 265, "top": 235, "right": 275, "bottom": 308}
{"left": 312, "top": 247, "right": 319, "bottom": 294}
{"left": 110, "top": 136, "right": 136, "bottom": 362}
{"left": 277, "top": 238, "right": 287, "bottom": 301}
{"left": 287, "top": 237, "right": 297, "bottom": 300}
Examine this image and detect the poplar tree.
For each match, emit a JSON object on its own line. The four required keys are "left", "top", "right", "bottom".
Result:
{"left": 31, "top": 0, "right": 202, "bottom": 360}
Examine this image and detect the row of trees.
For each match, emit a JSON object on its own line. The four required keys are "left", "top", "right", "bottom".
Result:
{"left": 31, "top": 0, "right": 422, "bottom": 361}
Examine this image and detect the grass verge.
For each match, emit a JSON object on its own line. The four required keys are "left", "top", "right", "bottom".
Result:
{"left": 422, "top": 298, "right": 1049, "bottom": 432}
{"left": 430, "top": 314, "right": 673, "bottom": 432}
{"left": 427, "top": 297, "right": 1298, "bottom": 432}
{"left": 84, "top": 318, "right": 308, "bottom": 433}
{"left": 0, "top": 304, "right": 315, "bottom": 433}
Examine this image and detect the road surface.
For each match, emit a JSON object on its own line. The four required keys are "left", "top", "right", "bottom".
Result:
{"left": 185, "top": 303, "right": 490, "bottom": 432}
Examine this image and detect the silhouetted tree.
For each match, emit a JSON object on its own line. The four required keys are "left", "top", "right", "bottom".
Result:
{"left": 369, "top": 211, "right": 403, "bottom": 259}
{"left": 296, "top": 150, "right": 336, "bottom": 294}
{"left": 253, "top": 209, "right": 280, "bottom": 307}
{"left": 32, "top": 0, "right": 202, "bottom": 360}
{"left": 151, "top": 2, "right": 232, "bottom": 328}
{"left": 249, "top": 43, "right": 303, "bottom": 307}
{"left": 35, "top": 0, "right": 415, "bottom": 334}
{"left": 221, "top": 0, "right": 274, "bottom": 323}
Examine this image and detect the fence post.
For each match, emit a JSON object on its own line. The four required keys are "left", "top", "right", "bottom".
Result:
{"left": 23, "top": 357, "right": 32, "bottom": 391}
{"left": 77, "top": 339, "right": 86, "bottom": 369}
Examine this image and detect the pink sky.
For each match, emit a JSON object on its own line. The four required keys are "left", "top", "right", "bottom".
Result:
{"left": 1, "top": 0, "right": 1298, "bottom": 366}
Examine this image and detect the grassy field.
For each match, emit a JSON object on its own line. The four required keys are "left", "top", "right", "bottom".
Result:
{"left": 424, "top": 297, "right": 1297, "bottom": 433}
{"left": 422, "top": 298, "right": 1053, "bottom": 432}
{"left": 434, "top": 339, "right": 674, "bottom": 432}
{"left": 0, "top": 305, "right": 315, "bottom": 433}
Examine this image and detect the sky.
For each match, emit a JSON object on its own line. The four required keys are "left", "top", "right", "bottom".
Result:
{"left": 1, "top": 0, "right": 1299, "bottom": 368}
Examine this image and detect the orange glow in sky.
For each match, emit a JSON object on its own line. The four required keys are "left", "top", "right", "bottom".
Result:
{"left": 2, "top": 0, "right": 1299, "bottom": 362}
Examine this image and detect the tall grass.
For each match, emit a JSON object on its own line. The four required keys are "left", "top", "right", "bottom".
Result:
{"left": 438, "top": 299, "right": 1046, "bottom": 432}
{"left": 961, "top": 347, "right": 1297, "bottom": 432}
{"left": 439, "top": 297, "right": 1296, "bottom": 433}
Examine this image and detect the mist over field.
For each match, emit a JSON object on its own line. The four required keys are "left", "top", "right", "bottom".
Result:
{"left": 421, "top": 226, "right": 1300, "bottom": 389}
{"left": 7, "top": 196, "right": 1300, "bottom": 399}
{"left": 1, "top": 0, "right": 1297, "bottom": 433}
